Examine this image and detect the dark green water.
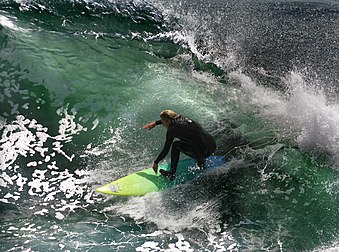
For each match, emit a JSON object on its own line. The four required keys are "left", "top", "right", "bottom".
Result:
{"left": 0, "top": 0, "right": 338, "bottom": 251}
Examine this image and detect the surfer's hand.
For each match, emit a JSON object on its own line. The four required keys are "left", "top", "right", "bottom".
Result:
{"left": 143, "top": 122, "right": 156, "bottom": 130}
{"left": 152, "top": 163, "right": 158, "bottom": 174}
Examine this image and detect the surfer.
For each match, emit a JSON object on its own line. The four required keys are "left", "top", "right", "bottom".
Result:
{"left": 143, "top": 110, "right": 216, "bottom": 180}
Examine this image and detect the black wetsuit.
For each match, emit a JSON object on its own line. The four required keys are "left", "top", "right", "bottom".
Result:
{"left": 154, "top": 115, "right": 216, "bottom": 175}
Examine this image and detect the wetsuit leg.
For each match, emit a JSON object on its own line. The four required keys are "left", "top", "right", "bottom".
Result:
{"left": 170, "top": 141, "right": 194, "bottom": 174}
{"left": 167, "top": 139, "right": 216, "bottom": 178}
{"left": 196, "top": 140, "right": 216, "bottom": 169}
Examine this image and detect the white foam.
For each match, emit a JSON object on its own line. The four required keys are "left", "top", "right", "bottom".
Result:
{"left": 16, "top": 174, "right": 27, "bottom": 191}
{"left": 114, "top": 192, "right": 238, "bottom": 251}
{"left": 0, "top": 178, "right": 6, "bottom": 187}
{"left": 55, "top": 212, "right": 65, "bottom": 220}
{"left": 28, "top": 178, "right": 50, "bottom": 195}
{"left": 168, "top": 235, "right": 194, "bottom": 252}
{"left": 4, "top": 193, "right": 20, "bottom": 201}
{"left": 1, "top": 172, "right": 13, "bottom": 186}
{"left": 91, "top": 118, "right": 100, "bottom": 130}
{"left": 107, "top": 188, "right": 223, "bottom": 236}
{"left": 229, "top": 70, "right": 339, "bottom": 162}
{"left": 56, "top": 106, "right": 86, "bottom": 142}
{"left": 139, "top": 230, "right": 166, "bottom": 238}
{"left": 0, "top": 15, "right": 18, "bottom": 30}
{"left": 27, "top": 161, "right": 37, "bottom": 167}
{"left": 136, "top": 242, "right": 161, "bottom": 252}
{"left": 8, "top": 226, "right": 19, "bottom": 231}
{"left": 0, "top": 106, "right": 96, "bottom": 211}
{"left": 0, "top": 198, "right": 9, "bottom": 203}
{"left": 311, "top": 241, "right": 339, "bottom": 252}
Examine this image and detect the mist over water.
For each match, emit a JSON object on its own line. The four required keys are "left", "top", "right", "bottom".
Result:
{"left": 0, "top": 0, "right": 338, "bottom": 251}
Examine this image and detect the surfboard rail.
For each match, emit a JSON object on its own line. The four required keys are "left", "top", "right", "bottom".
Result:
{"left": 96, "top": 155, "right": 226, "bottom": 196}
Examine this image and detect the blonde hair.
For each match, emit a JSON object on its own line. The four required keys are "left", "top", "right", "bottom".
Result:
{"left": 160, "top": 110, "right": 179, "bottom": 121}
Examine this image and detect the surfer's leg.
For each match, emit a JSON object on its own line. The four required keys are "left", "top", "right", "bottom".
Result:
{"left": 195, "top": 146, "right": 215, "bottom": 170}
{"left": 173, "top": 141, "right": 212, "bottom": 170}
{"left": 197, "top": 140, "right": 217, "bottom": 169}
{"left": 170, "top": 141, "right": 193, "bottom": 172}
{"left": 160, "top": 141, "right": 193, "bottom": 180}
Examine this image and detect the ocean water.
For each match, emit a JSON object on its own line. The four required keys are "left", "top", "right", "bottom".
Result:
{"left": 0, "top": 0, "right": 338, "bottom": 251}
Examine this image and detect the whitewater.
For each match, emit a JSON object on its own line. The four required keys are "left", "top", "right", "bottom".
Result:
{"left": 0, "top": 0, "right": 338, "bottom": 251}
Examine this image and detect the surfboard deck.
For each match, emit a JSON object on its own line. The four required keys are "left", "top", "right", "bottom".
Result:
{"left": 96, "top": 155, "right": 226, "bottom": 196}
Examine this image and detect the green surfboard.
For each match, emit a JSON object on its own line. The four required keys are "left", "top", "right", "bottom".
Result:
{"left": 96, "top": 156, "right": 226, "bottom": 196}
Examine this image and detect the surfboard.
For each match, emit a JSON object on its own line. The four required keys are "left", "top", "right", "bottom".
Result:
{"left": 96, "top": 155, "right": 226, "bottom": 196}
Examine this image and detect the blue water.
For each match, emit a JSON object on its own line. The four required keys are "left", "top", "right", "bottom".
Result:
{"left": 0, "top": 0, "right": 338, "bottom": 251}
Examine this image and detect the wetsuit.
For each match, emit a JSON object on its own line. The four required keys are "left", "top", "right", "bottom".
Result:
{"left": 154, "top": 115, "right": 216, "bottom": 175}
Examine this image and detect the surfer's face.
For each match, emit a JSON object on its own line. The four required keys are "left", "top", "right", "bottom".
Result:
{"left": 161, "top": 118, "right": 171, "bottom": 128}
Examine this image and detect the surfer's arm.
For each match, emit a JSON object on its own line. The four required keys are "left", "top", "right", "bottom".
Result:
{"left": 154, "top": 130, "right": 174, "bottom": 164}
{"left": 143, "top": 120, "right": 162, "bottom": 130}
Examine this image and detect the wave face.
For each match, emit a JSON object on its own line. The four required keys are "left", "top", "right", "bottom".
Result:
{"left": 0, "top": 0, "right": 338, "bottom": 251}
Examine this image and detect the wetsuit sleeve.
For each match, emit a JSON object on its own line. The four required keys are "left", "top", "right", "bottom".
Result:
{"left": 155, "top": 120, "right": 162, "bottom": 125}
{"left": 154, "top": 129, "right": 174, "bottom": 164}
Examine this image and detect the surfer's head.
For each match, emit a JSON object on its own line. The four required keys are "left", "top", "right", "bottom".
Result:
{"left": 160, "top": 110, "right": 178, "bottom": 128}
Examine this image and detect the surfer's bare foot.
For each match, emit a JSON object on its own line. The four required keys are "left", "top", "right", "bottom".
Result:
{"left": 159, "top": 169, "right": 175, "bottom": 181}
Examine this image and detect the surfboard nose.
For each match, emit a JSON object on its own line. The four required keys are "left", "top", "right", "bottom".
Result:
{"left": 96, "top": 184, "right": 119, "bottom": 194}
